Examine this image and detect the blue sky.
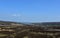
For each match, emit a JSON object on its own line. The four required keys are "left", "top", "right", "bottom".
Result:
{"left": 0, "top": 0, "right": 60, "bottom": 22}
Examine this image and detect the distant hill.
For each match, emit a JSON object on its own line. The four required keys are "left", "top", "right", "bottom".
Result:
{"left": 0, "top": 21, "right": 23, "bottom": 25}
{"left": 31, "top": 22, "right": 60, "bottom": 26}
{"left": 0, "top": 21, "right": 60, "bottom": 26}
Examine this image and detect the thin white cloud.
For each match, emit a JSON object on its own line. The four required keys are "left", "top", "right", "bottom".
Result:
{"left": 12, "top": 14, "right": 21, "bottom": 17}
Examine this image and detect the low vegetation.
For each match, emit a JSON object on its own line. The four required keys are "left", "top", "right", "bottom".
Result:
{"left": 0, "top": 21, "right": 60, "bottom": 38}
